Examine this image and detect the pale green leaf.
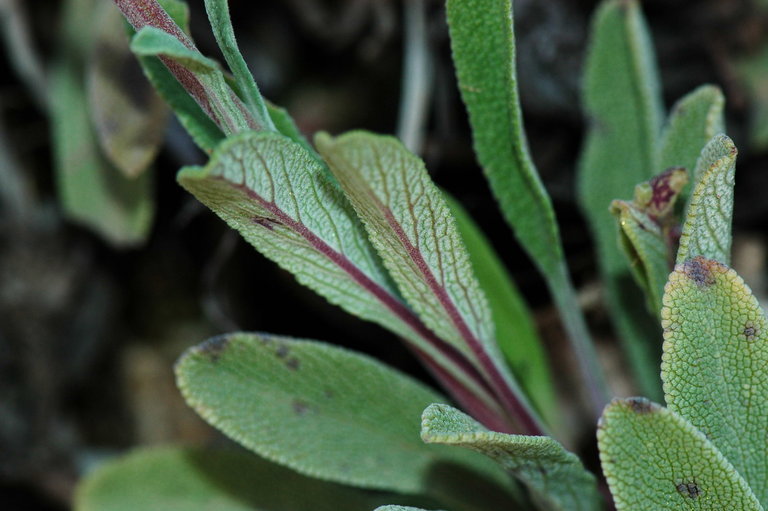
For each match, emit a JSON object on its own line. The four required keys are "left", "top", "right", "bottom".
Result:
{"left": 88, "top": 1, "right": 168, "bottom": 177}
{"left": 175, "top": 333, "right": 510, "bottom": 495}
{"left": 203, "top": 0, "right": 273, "bottom": 130}
{"left": 661, "top": 257, "right": 768, "bottom": 504}
{"left": 658, "top": 85, "right": 725, "bottom": 179}
{"left": 578, "top": 0, "right": 664, "bottom": 399}
{"left": 676, "top": 135, "right": 736, "bottom": 265}
{"left": 610, "top": 167, "right": 688, "bottom": 316}
{"left": 376, "top": 507, "right": 442, "bottom": 511}
{"left": 444, "top": 193, "right": 557, "bottom": 427}
{"left": 265, "top": 101, "right": 318, "bottom": 160}
{"left": 598, "top": 398, "right": 763, "bottom": 511}
{"left": 315, "top": 131, "right": 542, "bottom": 434}
{"left": 52, "top": 0, "right": 154, "bottom": 247}
{"left": 445, "top": 0, "right": 562, "bottom": 279}
{"left": 130, "top": 26, "right": 253, "bottom": 135}
{"left": 75, "top": 446, "right": 387, "bottom": 511}
{"left": 177, "top": 131, "right": 504, "bottom": 431}
{"left": 421, "top": 404, "right": 600, "bottom": 511}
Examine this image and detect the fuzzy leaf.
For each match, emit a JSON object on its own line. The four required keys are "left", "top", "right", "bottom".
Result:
{"left": 203, "top": 0, "right": 273, "bottom": 130}
{"left": 661, "top": 257, "right": 768, "bottom": 504}
{"left": 658, "top": 85, "right": 725, "bottom": 179}
{"left": 676, "top": 135, "right": 736, "bottom": 265}
{"left": 175, "top": 333, "right": 508, "bottom": 494}
{"left": 445, "top": 0, "right": 562, "bottom": 281}
{"left": 611, "top": 167, "right": 688, "bottom": 315}
{"left": 422, "top": 404, "right": 600, "bottom": 511}
{"left": 178, "top": 131, "right": 505, "bottom": 433}
{"left": 578, "top": 0, "right": 664, "bottom": 399}
{"left": 74, "top": 446, "right": 389, "bottom": 511}
{"left": 444, "top": 194, "right": 557, "bottom": 427}
{"left": 598, "top": 398, "right": 763, "bottom": 511}
{"left": 315, "top": 131, "right": 542, "bottom": 434}
{"left": 88, "top": 1, "right": 168, "bottom": 177}
{"left": 52, "top": 0, "right": 154, "bottom": 247}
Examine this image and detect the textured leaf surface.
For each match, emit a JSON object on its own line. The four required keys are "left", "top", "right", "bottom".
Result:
{"left": 676, "top": 135, "right": 736, "bottom": 265}
{"left": 176, "top": 333, "right": 507, "bottom": 494}
{"left": 658, "top": 85, "right": 725, "bottom": 180}
{"left": 52, "top": 0, "right": 154, "bottom": 247}
{"left": 578, "top": 0, "right": 664, "bottom": 398}
{"left": 611, "top": 167, "right": 688, "bottom": 315}
{"left": 598, "top": 398, "right": 763, "bottom": 511}
{"left": 661, "top": 257, "right": 768, "bottom": 504}
{"left": 88, "top": 2, "right": 168, "bottom": 177}
{"left": 422, "top": 404, "right": 600, "bottom": 511}
{"left": 445, "top": 194, "right": 557, "bottom": 427}
{"left": 445, "top": 0, "right": 561, "bottom": 281}
{"left": 178, "top": 130, "right": 505, "bottom": 432}
{"left": 316, "top": 131, "right": 541, "bottom": 434}
{"left": 75, "top": 446, "right": 390, "bottom": 511}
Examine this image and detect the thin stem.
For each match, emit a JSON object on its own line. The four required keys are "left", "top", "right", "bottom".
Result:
{"left": 396, "top": 0, "right": 432, "bottom": 154}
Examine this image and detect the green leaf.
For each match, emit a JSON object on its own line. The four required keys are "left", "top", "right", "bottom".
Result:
{"left": 52, "top": 0, "right": 154, "bottom": 247}
{"left": 376, "top": 508, "right": 442, "bottom": 511}
{"left": 676, "top": 135, "right": 737, "bottom": 265}
{"left": 203, "top": 0, "right": 274, "bottom": 130}
{"left": 661, "top": 257, "right": 768, "bottom": 504}
{"left": 444, "top": 193, "right": 558, "bottom": 427}
{"left": 598, "top": 398, "right": 763, "bottom": 511}
{"left": 658, "top": 85, "right": 725, "bottom": 179}
{"left": 75, "top": 446, "right": 388, "bottom": 511}
{"left": 445, "top": 0, "right": 562, "bottom": 279}
{"left": 446, "top": 0, "right": 608, "bottom": 416}
{"left": 265, "top": 101, "right": 318, "bottom": 160}
{"left": 87, "top": 1, "right": 168, "bottom": 177}
{"left": 178, "top": 130, "right": 505, "bottom": 433}
{"left": 610, "top": 167, "right": 688, "bottom": 316}
{"left": 175, "top": 333, "right": 509, "bottom": 495}
{"left": 421, "top": 404, "right": 600, "bottom": 511}
{"left": 578, "top": 0, "right": 664, "bottom": 400}
{"left": 315, "top": 131, "right": 542, "bottom": 434}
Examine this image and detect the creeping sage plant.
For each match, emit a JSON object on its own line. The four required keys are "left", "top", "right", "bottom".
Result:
{"left": 75, "top": 1, "right": 768, "bottom": 510}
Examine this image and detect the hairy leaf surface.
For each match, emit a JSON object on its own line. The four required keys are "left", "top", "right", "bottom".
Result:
{"left": 421, "top": 404, "right": 600, "bottom": 511}
{"left": 676, "top": 135, "right": 736, "bottom": 265}
{"left": 75, "top": 446, "right": 388, "bottom": 511}
{"left": 316, "top": 131, "right": 541, "bottom": 434}
{"left": 661, "top": 257, "right": 768, "bottom": 503}
{"left": 598, "top": 398, "right": 763, "bottom": 511}
{"left": 578, "top": 0, "right": 664, "bottom": 398}
{"left": 176, "top": 333, "right": 507, "bottom": 494}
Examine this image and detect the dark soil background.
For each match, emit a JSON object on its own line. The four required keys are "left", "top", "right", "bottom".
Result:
{"left": 1, "top": 0, "right": 768, "bottom": 509}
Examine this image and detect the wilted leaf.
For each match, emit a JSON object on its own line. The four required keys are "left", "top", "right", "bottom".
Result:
{"left": 88, "top": 1, "right": 168, "bottom": 178}
{"left": 676, "top": 135, "right": 736, "bottom": 265}
{"left": 176, "top": 333, "right": 509, "bottom": 495}
{"left": 661, "top": 257, "right": 768, "bottom": 503}
{"left": 422, "top": 404, "right": 600, "bottom": 511}
{"left": 598, "top": 398, "right": 763, "bottom": 511}
{"left": 578, "top": 0, "right": 664, "bottom": 399}
{"left": 316, "top": 131, "right": 542, "bottom": 435}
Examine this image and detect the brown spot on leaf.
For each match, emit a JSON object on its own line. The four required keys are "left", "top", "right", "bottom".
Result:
{"left": 252, "top": 216, "right": 280, "bottom": 230}
{"left": 292, "top": 399, "right": 310, "bottom": 416}
{"left": 676, "top": 481, "right": 700, "bottom": 499}
{"left": 744, "top": 321, "right": 758, "bottom": 340}
{"left": 682, "top": 257, "right": 717, "bottom": 287}
{"left": 323, "top": 389, "right": 335, "bottom": 399}
{"left": 198, "top": 335, "right": 231, "bottom": 363}
{"left": 286, "top": 357, "right": 301, "bottom": 371}
{"left": 626, "top": 397, "right": 654, "bottom": 414}
{"left": 275, "top": 344, "right": 290, "bottom": 359}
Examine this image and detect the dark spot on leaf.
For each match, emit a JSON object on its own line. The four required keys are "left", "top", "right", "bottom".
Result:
{"left": 197, "top": 335, "right": 231, "bottom": 363}
{"left": 744, "top": 321, "right": 758, "bottom": 340}
{"left": 676, "top": 481, "right": 700, "bottom": 499}
{"left": 286, "top": 357, "right": 300, "bottom": 371}
{"left": 626, "top": 397, "right": 654, "bottom": 414}
{"left": 275, "top": 344, "right": 290, "bottom": 359}
{"left": 682, "top": 257, "right": 716, "bottom": 287}
{"left": 252, "top": 216, "right": 280, "bottom": 230}
{"left": 292, "top": 399, "right": 310, "bottom": 416}
{"left": 323, "top": 389, "right": 335, "bottom": 399}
